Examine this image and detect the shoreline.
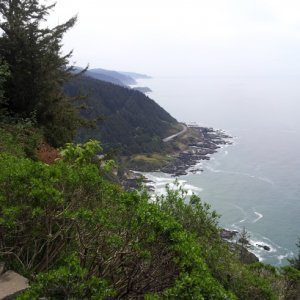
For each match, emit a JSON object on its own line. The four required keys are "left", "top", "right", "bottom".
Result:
{"left": 123, "top": 127, "right": 281, "bottom": 264}
{"left": 160, "top": 126, "right": 232, "bottom": 177}
{"left": 122, "top": 125, "right": 232, "bottom": 190}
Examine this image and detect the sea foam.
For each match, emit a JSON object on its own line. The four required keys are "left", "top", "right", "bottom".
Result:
{"left": 253, "top": 211, "right": 263, "bottom": 223}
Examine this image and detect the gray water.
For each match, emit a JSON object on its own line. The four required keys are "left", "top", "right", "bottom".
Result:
{"left": 138, "top": 76, "right": 300, "bottom": 265}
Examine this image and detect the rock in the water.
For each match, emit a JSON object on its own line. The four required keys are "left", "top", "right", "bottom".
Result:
{"left": 256, "top": 244, "right": 271, "bottom": 251}
{"left": 221, "top": 229, "right": 238, "bottom": 239}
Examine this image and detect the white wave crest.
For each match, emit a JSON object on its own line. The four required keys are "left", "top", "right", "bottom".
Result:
{"left": 253, "top": 211, "right": 263, "bottom": 223}
{"left": 205, "top": 166, "right": 275, "bottom": 186}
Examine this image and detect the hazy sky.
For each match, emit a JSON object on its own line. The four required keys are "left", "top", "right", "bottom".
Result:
{"left": 47, "top": 0, "right": 300, "bottom": 76}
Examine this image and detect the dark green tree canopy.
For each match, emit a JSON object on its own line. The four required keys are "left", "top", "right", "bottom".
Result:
{"left": 0, "top": 0, "right": 81, "bottom": 146}
{"left": 0, "top": 60, "right": 9, "bottom": 107}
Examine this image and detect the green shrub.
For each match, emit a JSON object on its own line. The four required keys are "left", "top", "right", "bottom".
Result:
{"left": 0, "top": 141, "right": 280, "bottom": 299}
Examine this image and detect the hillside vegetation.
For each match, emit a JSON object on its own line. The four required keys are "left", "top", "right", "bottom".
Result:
{"left": 65, "top": 75, "right": 179, "bottom": 155}
{"left": 0, "top": 131, "right": 299, "bottom": 299}
{"left": 0, "top": 1, "right": 299, "bottom": 299}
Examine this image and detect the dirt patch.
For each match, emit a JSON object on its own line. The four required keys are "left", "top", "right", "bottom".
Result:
{"left": 36, "top": 143, "right": 60, "bottom": 164}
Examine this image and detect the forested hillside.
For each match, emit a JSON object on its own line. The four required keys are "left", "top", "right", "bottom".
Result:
{"left": 65, "top": 75, "right": 179, "bottom": 154}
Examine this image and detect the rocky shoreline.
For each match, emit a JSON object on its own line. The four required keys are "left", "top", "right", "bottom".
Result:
{"left": 160, "top": 126, "right": 232, "bottom": 177}
{"left": 220, "top": 229, "right": 273, "bottom": 263}
{"left": 121, "top": 126, "right": 232, "bottom": 190}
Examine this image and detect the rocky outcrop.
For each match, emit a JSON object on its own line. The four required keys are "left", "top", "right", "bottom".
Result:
{"left": 220, "top": 230, "right": 260, "bottom": 264}
{"left": 220, "top": 229, "right": 238, "bottom": 240}
{"left": 0, "top": 269, "right": 29, "bottom": 299}
{"left": 256, "top": 244, "right": 271, "bottom": 251}
{"left": 161, "top": 127, "right": 232, "bottom": 176}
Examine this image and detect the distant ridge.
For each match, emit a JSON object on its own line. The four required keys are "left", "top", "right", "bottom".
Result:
{"left": 72, "top": 67, "right": 151, "bottom": 88}
{"left": 72, "top": 67, "right": 124, "bottom": 86}
{"left": 89, "top": 68, "right": 136, "bottom": 85}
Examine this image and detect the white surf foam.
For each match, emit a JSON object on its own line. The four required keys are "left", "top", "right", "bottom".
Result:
{"left": 277, "top": 254, "right": 289, "bottom": 264}
{"left": 253, "top": 211, "right": 263, "bottom": 223}
{"left": 145, "top": 174, "right": 204, "bottom": 198}
{"left": 277, "top": 251, "right": 295, "bottom": 265}
{"left": 184, "top": 184, "right": 203, "bottom": 192}
{"left": 257, "top": 176, "right": 275, "bottom": 186}
{"left": 206, "top": 165, "right": 221, "bottom": 173}
{"left": 251, "top": 239, "right": 277, "bottom": 253}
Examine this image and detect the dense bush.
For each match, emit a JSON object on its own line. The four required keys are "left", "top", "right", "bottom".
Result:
{"left": 0, "top": 142, "right": 232, "bottom": 299}
{"left": 0, "top": 140, "right": 295, "bottom": 299}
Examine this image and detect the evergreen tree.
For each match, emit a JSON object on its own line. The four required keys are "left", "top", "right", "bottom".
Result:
{"left": 288, "top": 238, "right": 300, "bottom": 270}
{"left": 0, "top": 60, "right": 9, "bottom": 109}
{"left": 237, "top": 226, "right": 253, "bottom": 263}
{"left": 0, "top": 0, "right": 81, "bottom": 146}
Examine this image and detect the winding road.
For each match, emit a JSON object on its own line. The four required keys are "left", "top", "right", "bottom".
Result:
{"left": 163, "top": 124, "right": 187, "bottom": 142}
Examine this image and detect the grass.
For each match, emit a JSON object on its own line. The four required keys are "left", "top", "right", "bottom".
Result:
{"left": 133, "top": 153, "right": 173, "bottom": 162}
{"left": 124, "top": 153, "right": 174, "bottom": 171}
{"left": 125, "top": 127, "right": 205, "bottom": 172}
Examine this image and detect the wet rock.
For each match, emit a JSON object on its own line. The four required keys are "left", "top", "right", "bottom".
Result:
{"left": 257, "top": 244, "right": 271, "bottom": 251}
{"left": 221, "top": 229, "right": 238, "bottom": 240}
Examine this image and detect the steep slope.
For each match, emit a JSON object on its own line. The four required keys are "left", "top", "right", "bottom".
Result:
{"left": 65, "top": 75, "right": 179, "bottom": 155}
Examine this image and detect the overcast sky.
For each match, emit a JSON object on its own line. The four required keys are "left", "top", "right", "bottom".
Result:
{"left": 47, "top": 0, "right": 300, "bottom": 76}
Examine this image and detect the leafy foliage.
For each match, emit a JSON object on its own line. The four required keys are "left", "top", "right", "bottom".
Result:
{"left": 0, "top": 139, "right": 284, "bottom": 299}
{"left": 154, "top": 183, "right": 277, "bottom": 300}
{"left": 18, "top": 255, "right": 115, "bottom": 299}
{"left": 280, "top": 266, "right": 300, "bottom": 299}
{"left": 60, "top": 140, "right": 103, "bottom": 165}
{"left": 0, "top": 140, "right": 227, "bottom": 298}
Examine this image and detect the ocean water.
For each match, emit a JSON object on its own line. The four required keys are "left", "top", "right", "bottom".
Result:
{"left": 137, "top": 76, "right": 300, "bottom": 265}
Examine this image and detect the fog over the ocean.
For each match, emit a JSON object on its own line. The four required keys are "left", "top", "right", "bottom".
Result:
{"left": 47, "top": 0, "right": 300, "bottom": 77}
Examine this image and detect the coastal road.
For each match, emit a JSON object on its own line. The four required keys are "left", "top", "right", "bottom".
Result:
{"left": 163, "top": 124, "right": 187, "bottom": 142}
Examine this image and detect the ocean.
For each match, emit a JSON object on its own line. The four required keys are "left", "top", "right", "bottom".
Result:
{"left": 137, "top": 75, "right": 300, "bottom": 265}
